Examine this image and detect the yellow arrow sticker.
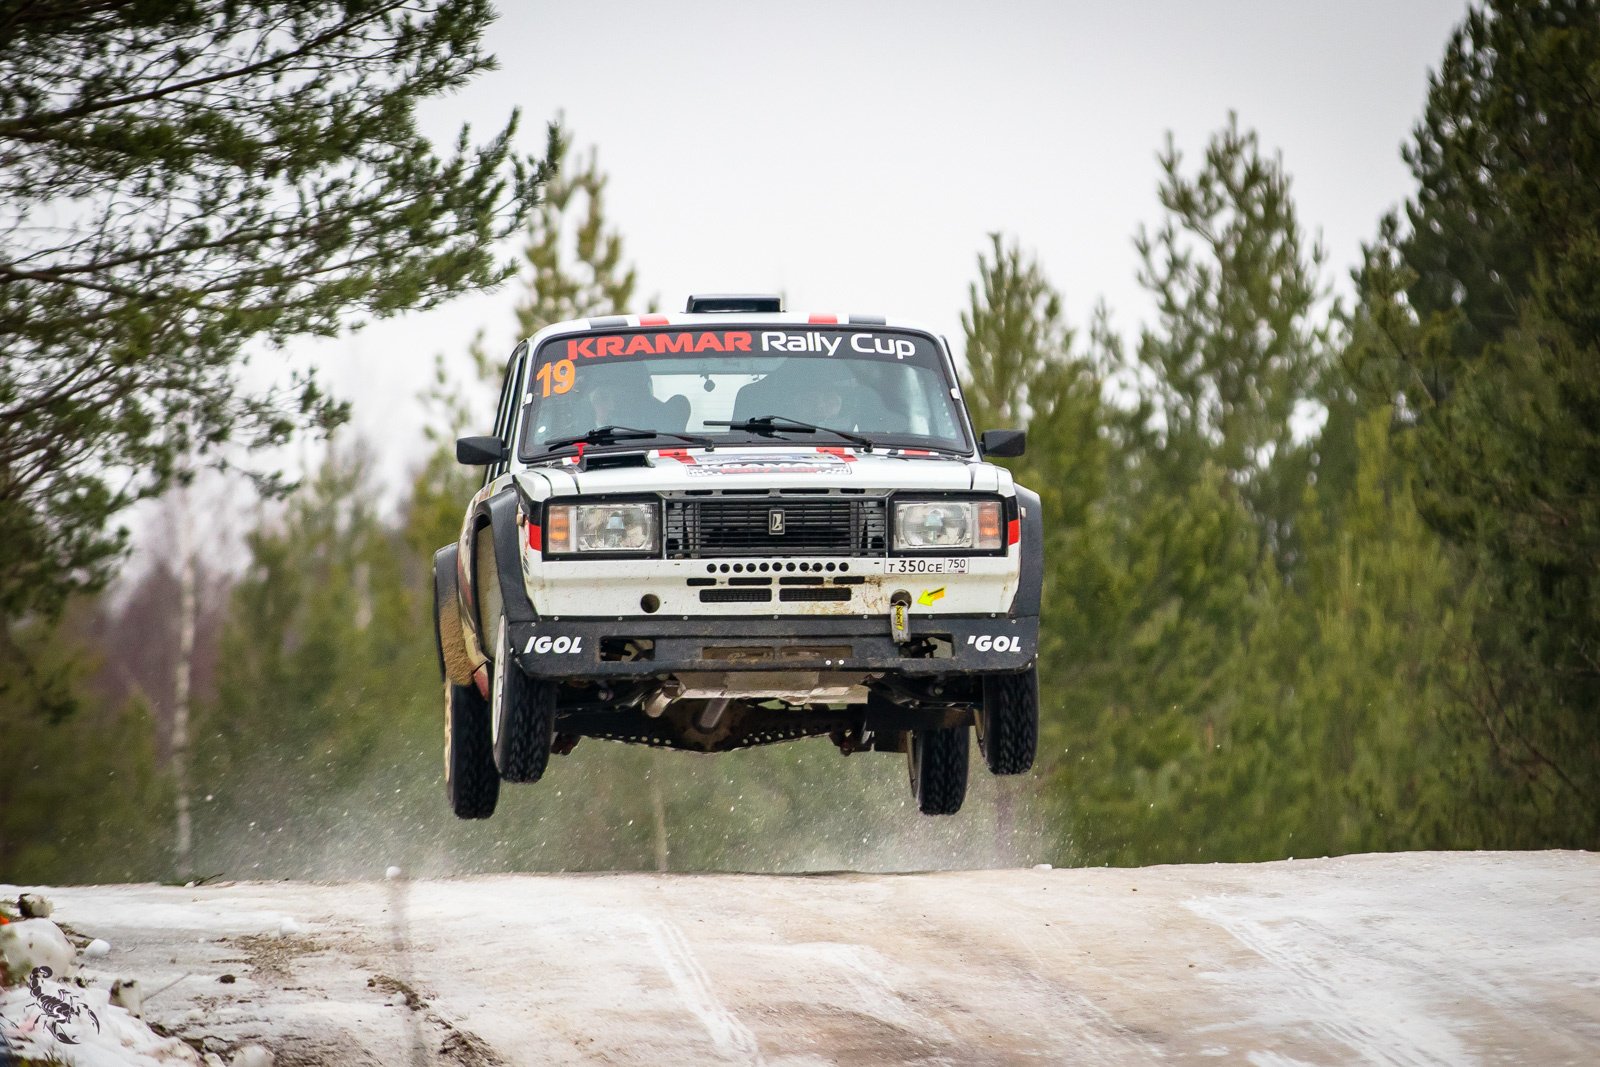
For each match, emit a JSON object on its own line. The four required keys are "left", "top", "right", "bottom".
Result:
{"left": 917, "top": 587, "right": 946, "bottom": 607}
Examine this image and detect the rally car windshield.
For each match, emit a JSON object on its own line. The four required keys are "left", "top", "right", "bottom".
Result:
{"left": 516, "top": 326, "right": 972, "bottom": 457}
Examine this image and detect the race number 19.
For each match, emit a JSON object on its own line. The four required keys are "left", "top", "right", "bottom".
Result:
{"left": 535, "top": 358, "right": 576, "bottom": 397}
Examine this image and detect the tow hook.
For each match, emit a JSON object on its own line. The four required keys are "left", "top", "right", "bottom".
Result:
{"left": 889, "top": 589, "right": 912, "bottom": 643}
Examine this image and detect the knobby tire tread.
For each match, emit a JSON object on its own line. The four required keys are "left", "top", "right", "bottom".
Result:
{"left": 498, "top": 672, "right": 554, "bottom": 783}
{"left": 495, "top": 636, "right": 555, "bottom": 783}
{"left": 448, "top": 684, "right": 499, "bottom": 819}
{"left": 982, "top": 670, "right": 1039, "bottom": 776}
{"left": 917, "top": 727, "right": 969, "bottom": 816}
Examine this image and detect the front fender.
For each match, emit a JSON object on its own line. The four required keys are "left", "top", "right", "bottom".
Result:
{"left": 465, "top": 490, "right": 540, "bottom": 657}
{"left": 1012, "top": 484, "right": 1044, "bottom": 616}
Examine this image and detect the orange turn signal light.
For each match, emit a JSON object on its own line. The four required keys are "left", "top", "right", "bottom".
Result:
{"left": 977, "top": 501, "right": 1002, "bottom": 548}
{"left": 546, "top": 506, "right": 572, "bottom": 553}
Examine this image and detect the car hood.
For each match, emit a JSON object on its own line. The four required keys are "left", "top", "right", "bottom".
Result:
{"left": 515, "top": 446, "right": 1009, "bottom": 498}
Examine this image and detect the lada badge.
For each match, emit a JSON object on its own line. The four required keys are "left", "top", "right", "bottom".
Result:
{"left": 768, "top": 508, "right": 786, "bottom": 535}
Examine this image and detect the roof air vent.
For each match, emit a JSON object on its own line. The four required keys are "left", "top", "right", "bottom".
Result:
{"left": 684, "top": 293, "right": 784, "bottom": 314}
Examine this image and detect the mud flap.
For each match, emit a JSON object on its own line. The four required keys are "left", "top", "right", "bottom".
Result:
{"left": 434, "top": 545, "right": 474, "bottom": 687}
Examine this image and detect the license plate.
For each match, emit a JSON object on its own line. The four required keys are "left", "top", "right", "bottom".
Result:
{"left": 888, "top": 558, "right": 969, "bottom": 575}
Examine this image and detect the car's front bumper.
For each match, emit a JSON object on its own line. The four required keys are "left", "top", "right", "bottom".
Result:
{"left": 508, "top": 613, "right": 1038, "bottom": 679}
{"left": 522, "top": 553, "right": 1022, "bottom": 618}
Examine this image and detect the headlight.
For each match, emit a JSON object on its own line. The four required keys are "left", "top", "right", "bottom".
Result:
{"left": 546, "top": 503, "right": 659, "bottom": 554}
{"left": 894, "top": 500, "right": 1003, "bottom": 552}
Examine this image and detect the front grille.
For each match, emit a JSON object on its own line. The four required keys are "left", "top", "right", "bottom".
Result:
{"left": 779, "top": 587, "right": 852, "bottom": 602}
{"left": 699, "top": 587, "right": 772, "bottom": 603}
{"left": 665, "top": 497, "right": 887, "bottom": 558}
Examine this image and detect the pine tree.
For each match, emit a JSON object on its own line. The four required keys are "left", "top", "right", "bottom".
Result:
{"left": 963, "top": 234, "right": 1072, "bottom": 429}
{"left": 1131, "top": 113, "right": 1331, "bottom": 525}
{"left": 1078, "top": 120, "right": 1310, "bottom": 862}
{"left": 1039, "top": 118, "right": 1340, "bottom": 865}
{"left": 1268, "top": 410, "right": 1484, "bottom": 856}
{"left": 1354, "top": 0, "right": 1600, "bottom": 841}
{"left": 1053, "top": 463, "right": 1272, "bottom": 864}
{"left": 958, "top": 236, "right": 1113, "bottom": 858}
{"left": 0, "top": 2, "right": 557, "bottom": 631}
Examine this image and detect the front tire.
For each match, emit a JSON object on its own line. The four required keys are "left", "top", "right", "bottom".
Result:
{"left": 907, "top": 726, "right": 969, "bottom": 815}
{"left": 489, "top": 618, "right": 555, "bottom": 783}
{"left": 445, "top": 682, "right": 498, "bottom": 819}
{"left": 978, "top": 667, "right": 1039, "bottom": 775}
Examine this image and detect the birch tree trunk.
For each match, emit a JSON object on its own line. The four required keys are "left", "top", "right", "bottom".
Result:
{"left": 172, "top": 489, "right": 196, "bottom": 881}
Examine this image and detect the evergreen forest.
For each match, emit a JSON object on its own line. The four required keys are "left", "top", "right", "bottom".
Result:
{"left": 3, "top": 0, "right": 1596, "bottom": 883}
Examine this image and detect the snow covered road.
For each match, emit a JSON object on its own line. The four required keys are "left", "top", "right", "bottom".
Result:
{"left": 8, "top": 851, "right": 1598, "bottom": 1065}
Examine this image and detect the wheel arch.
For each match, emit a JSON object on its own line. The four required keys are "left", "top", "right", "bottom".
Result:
{"left": 466, "top": 489, "right": 540, "bottom": 658}
{"left": 1012, "top": 484, "right": 1044, "bottom": 617}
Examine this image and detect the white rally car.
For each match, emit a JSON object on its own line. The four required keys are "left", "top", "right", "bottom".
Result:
{"left": 433, "top": 295, "right": 1041, "bottom": 818}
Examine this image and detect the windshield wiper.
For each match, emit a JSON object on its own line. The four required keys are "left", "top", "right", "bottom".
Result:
{"left": 544, "top": 425, "right": 716, "bottom": 452}
{"left": 704, "top": 414, "right": 878, "bottom": 452}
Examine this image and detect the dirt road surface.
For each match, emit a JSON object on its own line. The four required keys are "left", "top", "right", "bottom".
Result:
{"left": 9, "top": 851, "right": 1598, "bottom": 1065}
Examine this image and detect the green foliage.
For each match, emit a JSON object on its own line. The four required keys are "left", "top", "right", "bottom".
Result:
{"left": 1049, "top": 462, "right": 1277, "bottom": 865}
{"left": 1022, "top": 119, "right": 1320, "bottom": 864}
{"left": 1287, "top": 412, "right": 1484, "bottom": 852}
{"left": 0, "top": 1, "right": 558, "bottom": 627}
{"left": 960, "top": 234, "right": 1111, "bottom": 539}
{"left": 958, "top": 235, "right": 1119, "bottom": 850}
{"left": 1132, "top": 114, "right": 1331, "bottom": 491}
{"left": 1353, "top": 0, "right": 1600, "bottom": 837}
{"left": 27, "top": 5, "right": 1600, "bottom": 880}
{"left": 194, "top": 448, "right": 426, "bottom": 869}
{"left": 959, "top": 116, "right": 1496, "bottom": 867}
{"left": 961, "top": 233, "right": 1075, "bottom": 432}
{"left": 0, "top": 615, "right": 173, "bottom": 884}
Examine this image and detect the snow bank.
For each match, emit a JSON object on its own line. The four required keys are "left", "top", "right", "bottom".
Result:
{"left": 0, "top": 916, "right": 75, "bottom": 983}
{"left": 0, "top": 980, "right": 203, "bottom": 1066}
{"left": 4, "top": 854, "right": 1596, "bottom": 1064}
{"left": 0, "top": 899, "right": 270, "bottom": 1066}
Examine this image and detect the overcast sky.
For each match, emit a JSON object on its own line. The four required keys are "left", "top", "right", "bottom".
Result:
{"left": 299, "top": 0, "right": 1470, "bottom": 471}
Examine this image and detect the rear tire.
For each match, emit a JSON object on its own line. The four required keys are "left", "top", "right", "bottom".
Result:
{"left": 445, "top": 682, "right": 498, "bottom": 819}
{"left": 979, "top": 667, "right": 1039, "bottom": 775}
{"left": 490, "top": 618, "right": 556, "bottom": 783}
{"left": 907, "top": 726, "right": 969, "bottom": 815}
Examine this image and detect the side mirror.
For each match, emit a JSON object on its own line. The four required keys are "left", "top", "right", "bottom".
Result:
{"left": 980, "top": 429, "right": 1027, "bottom": 458}
{"left": 456, "top": 435, "right": 507, "bottom": 466}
